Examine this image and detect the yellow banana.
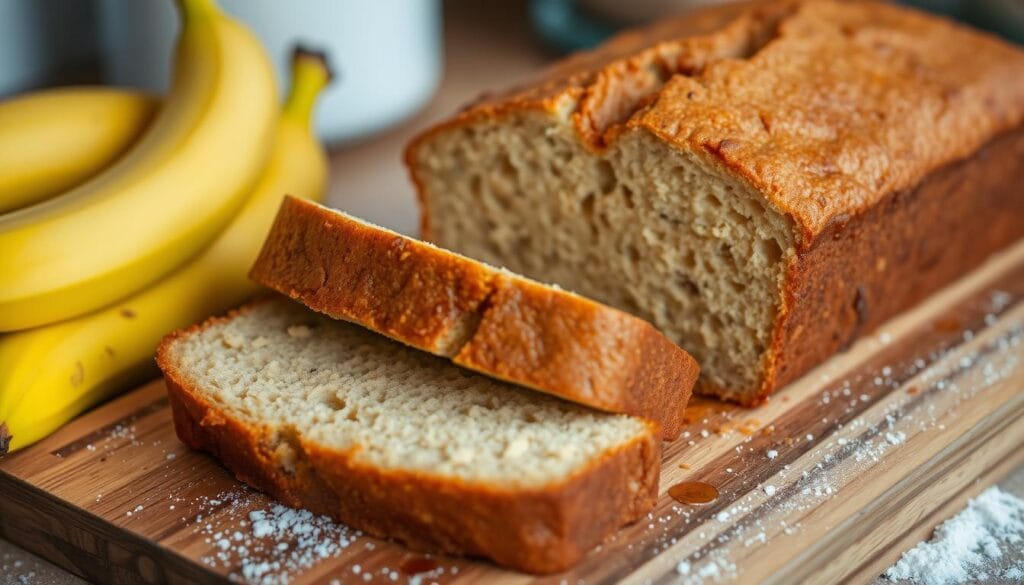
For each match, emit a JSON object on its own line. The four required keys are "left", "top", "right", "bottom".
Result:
{"left": 0, "top": 49, "right": 332, "bottom": 454}
{"left": 0, "top": 88, "right": 157, "bottom": 214}
{"left": 0, "top": 0, "right": 277, "bottom": 331}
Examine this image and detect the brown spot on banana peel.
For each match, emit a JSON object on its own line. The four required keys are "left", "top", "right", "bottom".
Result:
{"left": 0, "top": 422, "right": 11, "bottom": 455}
{"left": 71, "top": 362, "right": 85, "bottom": 386}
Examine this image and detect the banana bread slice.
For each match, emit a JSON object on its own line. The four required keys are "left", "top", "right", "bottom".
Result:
{"left": 157, "top": 299, "right": 659, "bottom": 574}
{"left": 406, "top": 0, "right": 1024, "bottom": 404}
{"left": 250, "top": 196, "right": 699, "bottom": 439}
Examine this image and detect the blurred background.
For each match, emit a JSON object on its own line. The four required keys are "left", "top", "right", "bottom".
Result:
{"left": 0, "top": 0, "right": 1021, "bottom": 237}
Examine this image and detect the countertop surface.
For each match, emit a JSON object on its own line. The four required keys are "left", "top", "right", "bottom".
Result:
{"left": 4, "top": 466, "right": 1023, "bottom": 584}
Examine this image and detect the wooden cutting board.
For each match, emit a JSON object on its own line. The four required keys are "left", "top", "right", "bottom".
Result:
{"left": 2, "top": 240, "right": 1023, "bottom": 585}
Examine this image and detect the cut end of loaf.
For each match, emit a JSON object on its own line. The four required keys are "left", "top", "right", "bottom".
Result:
{"left": 410, "top": 112, "right": 793, "bottom": 402}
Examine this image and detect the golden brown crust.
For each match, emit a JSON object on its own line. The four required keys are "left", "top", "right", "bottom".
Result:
{"left": 250, "top": 197, "right": 698, "bottom": 439}
{"left": 633, "top": 0, "right": 1024, "bottom": 242}
{"left": 406, "top": 0, "right": 1024, "bottom": 404}
{"left": 758, "top": 125, "right": 1024, "bottom": 404}
{"left": 251, "top": 198, "right": 495, "bottom": 356}
{"left": 410, "top": 0, "right": 1024, "bottom": 242}
{"left": 156, "top": 304, "right": 661, "bottom": 574}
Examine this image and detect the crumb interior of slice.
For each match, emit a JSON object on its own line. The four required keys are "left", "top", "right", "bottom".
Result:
{"left": 413, "top": 111, "right": 795, "bottom": 398}
{"left": 172, "top": 300, "right": 648, "bottom": 488}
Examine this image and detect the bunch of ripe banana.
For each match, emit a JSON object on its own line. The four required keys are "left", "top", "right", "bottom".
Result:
{"left": 0, "top": 0, "right": 333, "bottom": 453}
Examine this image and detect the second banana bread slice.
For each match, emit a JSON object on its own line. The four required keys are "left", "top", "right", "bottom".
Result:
{"left": 250, "top": 196, "right": 698, "bottom": 438}
{"left": 157, "top": 298, "right": 659, "bottom": 573}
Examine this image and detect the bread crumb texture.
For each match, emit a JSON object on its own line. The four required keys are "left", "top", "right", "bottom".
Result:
{"left": 166, "top": 300, "right": 649, "bottom": 489}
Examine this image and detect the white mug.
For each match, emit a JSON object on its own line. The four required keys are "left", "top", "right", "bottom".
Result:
{"left": 99, "top": 0, "right": 443, "bottom": 144}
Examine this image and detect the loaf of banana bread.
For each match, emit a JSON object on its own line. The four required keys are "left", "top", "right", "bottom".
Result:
{"left": 406, "top": 0, "right": 1024, "bottom": 404}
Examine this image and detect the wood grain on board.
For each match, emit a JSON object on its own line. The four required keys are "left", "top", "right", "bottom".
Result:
{"left": 1, "top": 240, "right": 1023, "bottom": 585}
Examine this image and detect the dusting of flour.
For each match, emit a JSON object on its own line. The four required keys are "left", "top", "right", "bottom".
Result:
{"left": 884, "top": 486, "right": 1024, "bottom": 584}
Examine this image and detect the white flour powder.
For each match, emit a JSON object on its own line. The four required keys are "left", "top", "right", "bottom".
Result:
{"left": 884, "top": 486, "right": 1024, "bottom": 584}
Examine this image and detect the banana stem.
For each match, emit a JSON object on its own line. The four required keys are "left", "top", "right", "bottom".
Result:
{"left": 177, "top": 0, "right": 219, "bottom": 20}
{"left": 283, "top": 48, "right": 334, "bottom": 129}
{"left": 0, "top": 422, "right": 10, "bottom": 454}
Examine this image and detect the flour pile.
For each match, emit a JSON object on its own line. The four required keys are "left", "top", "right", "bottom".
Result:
{"left": 885, "top": 486, "right": 1024, "bottom": 584}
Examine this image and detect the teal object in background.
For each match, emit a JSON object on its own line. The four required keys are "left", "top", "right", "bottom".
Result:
{"left": 902, "top": 0, "right": 1024, "bottom": 43}
{"left": 530, "top": 0, "right": 616, "bottom": 53}
{"left": 531, "top": 0, "right": 1024, "bottom": 53}
{"left": 971, "top": 0, "right": 1024, "bottom": 44}
{"left": 898, "top": 0, "right": 966, "bottom": 16}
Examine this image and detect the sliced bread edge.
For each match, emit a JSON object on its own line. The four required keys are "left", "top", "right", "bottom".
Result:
{"left": 156, "top": 299, "right": 661, "bottom": 574}
{"left": 249, "top": 196, "right": 698, "bottom": 438}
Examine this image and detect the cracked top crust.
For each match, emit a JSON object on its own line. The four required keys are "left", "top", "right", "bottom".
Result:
{"left": 412, "top": 0, "right": 1024, "bottom": 244}
{"left": 249, "top": 197, "right": 700, "bottom": 439}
